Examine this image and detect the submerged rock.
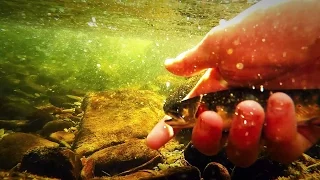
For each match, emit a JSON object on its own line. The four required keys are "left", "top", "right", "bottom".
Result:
{"left": 91, "top": 171, "right": 155, "bottom": 180}
{"left": 91, "top": 166, "right": 201, "bottom": 180}
{"left": 49, "top": 95, "right": 79, "bottom": 109}
{"left": 142, "top": 166, "right": 201, "bottom": 180}
{"left": 0, "top": 101, "right": 37, "bottom": 120}
{"left": 85, "top": 139, "right": 162, "bottom": 177}
{"left": 20, "top": 147, "right": 81, "bottom": 180}
{"left": 49, "top": 131, "right": 75, "bottom": 148}
{"left": 279, "top": 154, "right": 320, "bottom": 180}
{"left": 203, "top": 162, "right": 231, "bottom": 180}
{"left": 0, "top": 119, "right": 29, "bottom": 130}
{"left": 25, "top": 109, "right": 54, "bottom": 132}
{"left": 0, "top": 132, "right": 59, "bottom": 169}
{"left": 183, "top": 142, "right": 289, "bottom": 179}
{"left": 41, "top": 119, "right": 74, "bottom": 137}
{"left": 0, "top": 170, "right": 59, "bottom": 180}
{"left": 73, "top": 89, "right": 164, "bottom": 155}
{"left": 184, "top": 142, "right": 234, "bottom": 173}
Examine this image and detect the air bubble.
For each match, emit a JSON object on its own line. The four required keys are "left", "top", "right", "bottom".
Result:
{"left": 260, "top": 85, "right": 264, "bottom": 92}
{"left": 233, "top": 39, "right": 240, "bottom": 46}
{"left": 165, "top": 81, "right": 170, "bottom": 88}
{"left": 282, "top": 52, "right": 287, "bottom": 57}
{"left": 236, "top": 63, "right": 244, "bottom": 70}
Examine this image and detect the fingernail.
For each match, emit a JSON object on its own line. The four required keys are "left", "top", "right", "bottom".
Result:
{"left": 192, "top": 111, "right": 222, "bottom": 155}
{"left": 150, "top": 121, "right": 174, "bottom": 139}
{"left": 198, "top": 111, "right": 223, "bottom": 132}
{"left": 268, "top": 99, "right": 287, "bottom": 116}
{"left": 234, "top": 105, "right": 261, "bottom": 127}
{"left": 230, "top": 101, "right": 264, "bottom": 148}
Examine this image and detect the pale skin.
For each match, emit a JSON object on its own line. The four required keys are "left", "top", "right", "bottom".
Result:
{"left": 147, "top": 0, "right": 320, "bottom": 167}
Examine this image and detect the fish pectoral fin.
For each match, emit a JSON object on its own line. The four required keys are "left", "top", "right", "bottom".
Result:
{"left": 165, "top": 117, "right": 188, "bottom": 126}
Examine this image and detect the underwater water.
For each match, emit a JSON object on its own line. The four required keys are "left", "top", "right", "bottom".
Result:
{"left": 0, "top": 0, "right": 253, "bottom": 121}
{"left": 0, "top": 0, "right": 250, "bottom": 102}
{"left": 1, "top": 0, "right": 319, "bottom": 180}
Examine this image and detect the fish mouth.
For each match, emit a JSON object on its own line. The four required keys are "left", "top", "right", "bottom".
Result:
{"left": 164, "top": 117, "right": 195, "bottom": 129}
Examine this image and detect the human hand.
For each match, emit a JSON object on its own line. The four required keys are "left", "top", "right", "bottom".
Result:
{"left": 147, "top": 0, "right": 320, "bottom": 167}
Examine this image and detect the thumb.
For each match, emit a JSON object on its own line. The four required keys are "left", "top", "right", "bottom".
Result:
{"left": 185, "top": 68, "right": 228, "bottom": 98}
{"left": 165, "top": 29, "right": 221, "bottom": 77}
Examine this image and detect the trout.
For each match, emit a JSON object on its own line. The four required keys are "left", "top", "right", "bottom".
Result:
{"left": 164, "top": 88, "right": 320, "bottom": 129}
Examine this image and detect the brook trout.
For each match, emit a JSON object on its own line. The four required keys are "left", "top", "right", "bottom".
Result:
{"left": 164, "top": 88, "right": 320, "bottom": 129}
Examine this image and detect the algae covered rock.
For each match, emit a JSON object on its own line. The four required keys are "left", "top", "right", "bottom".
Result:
{"left": 20, "top": 147, "right": 81, "bottom": 180}
{"left": 140, "top": 166, "right": 201, "bottom": 180}
{"left": 41, "top": 120, "right": 74, "bottom": 137}
{"left": 0, "top": 99, "right": 37, "bottom": 120}
{"left": 0, "top": 132, "right": 59, "bottom": 169}
{"left": 74, "top": 89, "right": 165, "bottom": 155}
{"left": 87, "top": 139, "right": 162, "bottom": 177}
{"left": 0, "top": 170, "right": 59, "bottom": 180}
{"left": 49, "top": 131, "right": 75, "bottom": 148}
{"left": 90, "top": 166, "right": 201, "bottom": 180}
{"left": 91, "top": 171, "right": 155, "bottom": 180}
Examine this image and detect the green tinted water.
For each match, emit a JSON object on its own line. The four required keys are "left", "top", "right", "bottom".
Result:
{"left": 0, "top": 0, "right": 250, "bottom": 105}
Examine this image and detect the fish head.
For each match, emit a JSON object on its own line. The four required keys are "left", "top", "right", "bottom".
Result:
{"left": 163, "top": 96, "right": 202, "bottom": 128}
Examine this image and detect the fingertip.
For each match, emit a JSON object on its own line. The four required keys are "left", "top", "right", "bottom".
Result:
{"left": 227, "top": 100, "right": 264, "bottom": 167}
{"left": 229, "top": 100, "right": 265, "bottom": 149}
{"left": 264, "top": 92, "right": 296, "bottom": 143}
{"left": 264, "top": 92, "right": 307, "bottom": 163}
{"left": 192, "top": 111, "right": 223, "bottom": 156}
{"left": 146, "top": 117, "right": 176, "bottom": 150}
